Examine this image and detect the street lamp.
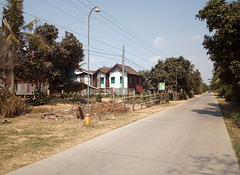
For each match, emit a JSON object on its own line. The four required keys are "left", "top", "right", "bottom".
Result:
{"left": 87, "top": 6, "right": 100, "bottom": 115}
{"left": 176, "top": 66, "right": 181, "bottom": 92}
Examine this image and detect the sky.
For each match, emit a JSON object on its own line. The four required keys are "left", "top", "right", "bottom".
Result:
{"left": 0, "top": 0, "right": 213, "bottom": 84}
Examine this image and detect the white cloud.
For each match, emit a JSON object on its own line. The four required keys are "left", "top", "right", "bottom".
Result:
{"left": 153, "top": 36, "right": 166, "bottom": 48}
{"left": 192, "top": 35, "right": 201, "bottom": 40}
{"left": 150, "top": 56, "right": 161, "bottom": 63}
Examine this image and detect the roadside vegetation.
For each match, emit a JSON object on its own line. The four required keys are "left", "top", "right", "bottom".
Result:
{"left": 197, "top": 0, "right": 240, "bottom": 165}
{"left": 0, "top": 99, "right": 186, "bottom": 175}
{"left": 218, "top": 97, "right": 240, "bottom": 165}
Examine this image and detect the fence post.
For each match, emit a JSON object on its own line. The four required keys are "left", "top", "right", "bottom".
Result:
{"left": 113, "top": 95, "right": 115, "bottom": 117}
{"left": 154, "top": 92, "right": 156, "bottom": 105}
{"left": 123, "top": 94, "right": 126, "bottom": 112}
{"left": 133, "top": 94, "right": 135, "bottom": 111}
{"left": 161, "top": 93, "right": 163, "bottom": 104}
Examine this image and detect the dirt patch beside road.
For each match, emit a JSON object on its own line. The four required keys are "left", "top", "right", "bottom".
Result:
{"left": 0, "top": 99, "right": 188, "bottom": 175}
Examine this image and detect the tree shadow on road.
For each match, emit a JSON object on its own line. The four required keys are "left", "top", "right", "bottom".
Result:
{"left": 192, "top": 108, "right": 222, "bottom": 117}
{"left": 166, "top": 154, "right": 239, "bottom": 175}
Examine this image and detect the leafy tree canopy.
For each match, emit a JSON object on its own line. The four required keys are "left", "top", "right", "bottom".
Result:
{"left": 20, "top": 23, "right": 84, "bottom": 92}
{"left": 140, "top": 56, "right": 203, "bottom": 94}
{"left": 196, "top": 0, "right": 240, "bottom": 102}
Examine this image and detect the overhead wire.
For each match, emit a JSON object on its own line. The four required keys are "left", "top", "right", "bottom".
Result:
{"left": 0, "top": 1, "right": 157, "bottom": 70}
{"left": 42, "top": 0, "right": 157, "bottom": 64}
{"left": 83, "top": 0, "right": 170, "bottom": 57}
{"left": 60, "top": 0, "right": 166, "bottom": 60}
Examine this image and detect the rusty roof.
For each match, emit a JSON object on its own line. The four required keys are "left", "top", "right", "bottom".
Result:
{"left": 111, "top": 64, "right": 141, "bottom": 76}
{"left": 93, "top": 67, "right": 111, "bottom": 75}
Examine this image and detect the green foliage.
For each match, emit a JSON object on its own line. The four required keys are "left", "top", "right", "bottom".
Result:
{"left": 179, "top": 92, "right": 188, "bottom": 100}
{"left": 231, "top": 112, "right": 240, "bottom": 128}
{"left": 197, "top": 0, "right": 240, "bottom": 103}
{"left": 233, "top": 141, "right": 240, "bottom": 165}
{"left": 0, "top": 88, "right": 27, "bottom": 118}
{"left": 169, "top": 93, "right": 174, "bottom": 101}
{"left": 32, "top": 91, "right": 49, "bottom": 106}
{"left": 187, "top": 92, "right": 193, "bottom": 98}
{"left": 149, "top": 56, "right": 202, "bottom": 93}
{"left": 96, "top": 94, "right": 103, "bottom": 102}
{"left": 1, "top": 0, "right": 47, "bottom": 95}
{"left": 20, "top": 24, "right": 84, "bottom": 93}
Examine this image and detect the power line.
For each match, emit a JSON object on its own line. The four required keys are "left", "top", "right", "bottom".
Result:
{"left": 83, "top": 0, "right": 170, "bottom": 57}
{"left": 62, "top": 0, "right": 168, "bottom": 59}
{"left": 0, "top": 1, "right": 157, "bottom": 69}
{"left": 125, "top": 57, "right": 146, "bottom": 70}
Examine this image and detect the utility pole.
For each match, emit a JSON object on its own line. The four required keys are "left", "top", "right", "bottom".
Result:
{"left": 122, "top": 45, "right": 125, "bottom": 97}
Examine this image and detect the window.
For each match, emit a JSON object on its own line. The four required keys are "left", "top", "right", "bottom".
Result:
{"left": 139, "top": 78, "right": 142, "bottom": 85}
{"left": 129, "top": 77, "right": 132, "bottom": 84}
{"left": 120, "top": 76, "right": 122, "bottom": 84}
{"left": 111, "top": 77, "right": 115, "bottom": 84}
{"left": 101, "top": 77, "right": 104, "bottom": 84}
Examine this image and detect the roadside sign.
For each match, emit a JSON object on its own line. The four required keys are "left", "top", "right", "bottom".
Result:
{"left": 159, "top": 82, "right": 165, "bottom": 91}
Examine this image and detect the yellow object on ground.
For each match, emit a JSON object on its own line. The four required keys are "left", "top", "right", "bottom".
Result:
{"left": 85, "top": 114, "right": 91, "bottom": 126}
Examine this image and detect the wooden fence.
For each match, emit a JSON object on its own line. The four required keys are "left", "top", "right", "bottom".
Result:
{"left": 83, "top": 93, "right": 169, "bottom": 119}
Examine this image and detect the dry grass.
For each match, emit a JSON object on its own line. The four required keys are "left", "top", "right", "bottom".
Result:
{"left": 218, "top": 97, "right": 240, "bottom": 165}
{"left": 0, "top": 99, "right": 187, "bottom": 175}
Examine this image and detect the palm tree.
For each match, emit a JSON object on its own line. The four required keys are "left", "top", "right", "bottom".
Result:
{"left": 1, "top": 0, "right": 48, "bottom": 94}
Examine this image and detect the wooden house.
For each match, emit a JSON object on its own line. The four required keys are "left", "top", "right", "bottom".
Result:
{"left": 92, "top": 64, "right": 144, "bottom": 95}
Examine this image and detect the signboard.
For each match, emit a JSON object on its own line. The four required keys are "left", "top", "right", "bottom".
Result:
{"left": 159, "top": 82, "right": 165, "bottom": 91}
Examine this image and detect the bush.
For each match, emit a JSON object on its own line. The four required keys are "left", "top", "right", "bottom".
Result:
{"left": 181, "top": 92, "right": 188, "bottom": 100}
{"left": 169, "top": 93, "right": 173, "bottom": 101}
{"left": 0, "top": 88, "right": 28, "bottom": 118}
{"left": 96, "top": 94, "right": 103, "bottom": 102}
{"left": 32, "top": 91, "right": 49, "bottom": 106}
{"left": 187, "top": 92, "right": 193, "bottom": 98}
{"left": 231, "top": 112, "right": 240, "bottom": 127}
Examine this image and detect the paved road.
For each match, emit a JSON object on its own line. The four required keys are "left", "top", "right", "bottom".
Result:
{"left": 6, "top": 93, "right": 240, "bottom": 175}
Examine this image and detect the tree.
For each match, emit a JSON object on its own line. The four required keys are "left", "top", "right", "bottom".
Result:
{"left": 146, "top": 56, "right": 203, "bottom": 94}
{"left": 49, "top": 31, "right": 84, "bottom": 91}
{"left": 189, "top": 69, "right": 203, "bottom": 94}
{"left": 196, "top": 0, "right": 240, "bottom": 102}
{"left": 1, "top": 0, "right": 25, "bottom": 94}
{"left": 1, "top": 0, "right": 47, "bottom": 94}
{"left": 150, "top": 56, "right": 197, "bottom": 93}
{"left": 139, "top": 69, "right": 153, "bottom": 92}
{"left": 20, "top": 23, "right": 84, "bottom": 93}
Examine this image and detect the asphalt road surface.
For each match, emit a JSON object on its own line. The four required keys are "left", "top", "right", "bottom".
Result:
{"left": 6, "top": 93, "right": 240, "bottom": 175}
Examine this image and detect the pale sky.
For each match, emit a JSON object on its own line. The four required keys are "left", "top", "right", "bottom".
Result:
{"left": 0, "top": 0, "right": 213, "bottom": 84}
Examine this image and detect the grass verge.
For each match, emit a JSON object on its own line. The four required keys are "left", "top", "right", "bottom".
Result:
{"left": 0, "top": 100, "right": 185, "bottom": 175}
{"left": 218, "top": 97, "right": 240, "bottom": 165}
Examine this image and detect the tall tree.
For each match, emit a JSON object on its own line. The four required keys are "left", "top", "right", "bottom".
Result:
{"left": 20, "top": 23, "right": 84, "bottom": 93}
{"left": 1, "top": 0, "right": 25, "bottom": 94}
{"left": 196, "top": 0, "right": 240, "bottom": 102}
{"left": 1, "top": 0, "right": 47, "bottom": 94}
{"left": 150, "top": 56, "right": 196, "bottom": 93}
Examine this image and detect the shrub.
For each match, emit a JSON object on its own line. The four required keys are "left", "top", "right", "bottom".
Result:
{"left": 181, "top": 92, "right": 188, "bottom": 100}
{"left": 169, "top": 93, "right": 173, "bottom": 101}
{"left": 96, "top": 94, "right": 103, "bottom": 102}
{"left": 231, "top": 112, "right": 240, "bottom": 128}
{"left": 188, "top": 92, "right": 193, "bottom": 98}
{"left": 0, "top": 88, "right": 28, "bottom": 118}
{"left": 32, "top": 91, "right": 49, "bottom": 106}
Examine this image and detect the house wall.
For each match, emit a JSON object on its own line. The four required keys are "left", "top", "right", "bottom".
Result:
{"left": 75, "top": 73, "right": 93, "bottom": 85}
{"left": 15, "top": 83, "right": 49, "bottom": 96}
{"left": 109, "top": 67, "right": 128, "bottom": 95}
{"left": 96, "top": 71, "right": 106, "bottom": 88}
